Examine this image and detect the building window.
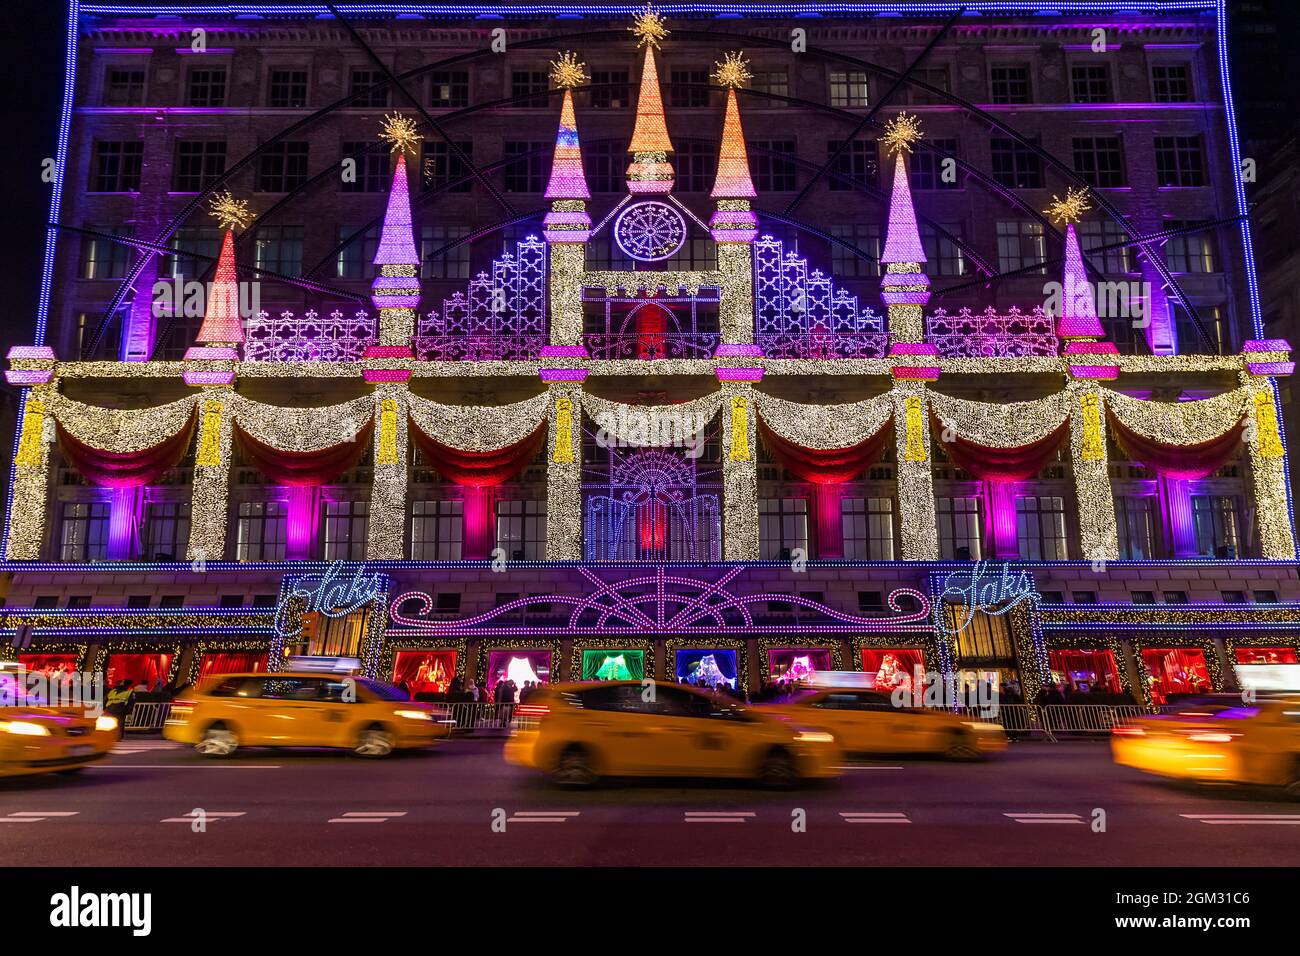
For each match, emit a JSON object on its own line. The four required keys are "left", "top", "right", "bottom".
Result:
{"left": 1016, "top": 496, "right": 1068, "bottom": 560}
{"left": 268, "top": 69, "right": 308, "bottom": 108}
{"left": 1078, "top": 219, "right": 1134, "bottom": 274}
{"left": 920, "top": 223, "right": 966, "bottom": 277}
{"left": 1116, "top": 496, "right": 1156, "bottom": 558}
{"left": 410, "top": 500, "right": 463, "bottom": 559}
{"left": 90, "top": 141, "right": 144, "bottom": 192}
{"left": 323, "top": 501, "right": 369, "bottom": 561}
{"left": 81, "top": 225, "right": 134, "bottom": 280}
{"left": 510, "top": 69, "right": 549, "bottom": 107}
{"left": 59, "top": 502, "right": 109, "bottom": 561}
{"left": 341, "top": 141, "right": 390, "bottom": 193}
{"left": 750, "top": 70, "right": 788, "bottom": 101}
{"left": 335, "top": 225, "right": 379, "bottom": 280}
{"left": 675, "top": 140, "right": 717, "bottom": 193}
{"left": 142, "top": 502, "right": 190, "bottom": 560}
{"left": 1154, "top": 136, "right": 1205, "bottom": 187}
{"left": 990, "top": 138, "right": 1042, "bottom": 189}
{"left": 1070, "top": 64, "right": 1111, "bottom": 103}
{"left": 1174, "top": 304, "right": 1225, "bottom": 354}
{"left": 908, "top": 67, "right": 950, "bottom": 105}
{"left": 910, "top": 138, "right": 958, "bottom": 190}
{"left": 503, "top": 141, "right": 548, "bottom": 193}
{"left": 256, "top": 141, "right": 309, "bottom": 192}
{"left": 749, "top": 139, "right": 796, "bottom": 192}
{"left": 760, "top": 498, "right": 809, "bottom": 560}
{"left": 173, "top": 141, "right": 227, "bottom": 192}
{"left": 1151, "top": 64, "right": 1193, "bottom": 103}
{"left": 1253, "top": 590, "right": 1278, "bottom": 604}
{"left": 989, "top": 65, "right": 1031, "bottom": 104}
{"left": 420, "top": 225, "right": 471, "bottom": 280}
{"left": 830, "top": 224, "right": 881, "bottom": 278}
{"left": 662, "top": 236, "right": 717, "bottom": 272}
{"left": 429, "top": 71, "right": 470, "bottom": 108}
{"left": 669, "top": 69, "right": 711, "bottom": 108}
{"left": 1164, "top": 220, "right": 1217, "bottom": 272}
{"left": 348, "top": 68, "right": 388, "bottom": 107}
{"left": 584, "top": 140, "right": 624, "bottom": 193}
{"left": 1072, "top": 136, "right": 1126, "bottom": 188}
{"left": 1131, "top": 591, "right": 1155, "bottom": 604}
{"left": 828, "top": 139, "right": 877, "bottom": 191}
{"left": 78, "top": 312, "right": 121, "bottom": 359}
{"left": 1072, "top": 591, "right": 1097, "bottom": 604}
{"left": 590, "top": 70, "right": 630, "bottom": 108}
{"left": 126, "top": 596, "right": 151, "bottom": 608}
{"left": 497, "top": 500, "right": 546, "bottom": 560}
{"left": 186, "top": 68, "right": 227, "bottom": 107}
{"left": 829, "top": 70, "right": 869, "bottom": 107}
{"left": 995, "top": 220, "right": 1046, "bottom": 274}
{"left": 842, "top": 497, "right": 894, "bottom": 560}
{"left": 236, "top": 501, "right": 287, "bottom": 562}
{"left": 1192, "top": 495, "right": 1239, "bottom": 556}
{"left": 104, "top": 68, "right": 146, "bottom": 106}
{"left": 253, "top": 225, "right": 304, "bottom": 277}
{"left": 422, "top": 140, "right": 473, "bottom": 193}
{"left": 164, "top": 226, "right": 220, "bottom": 280}
{"left": 1163, "top": 591, "right": 1189, "bottom": 604}
{"left": 937, "top": 497, "right": 982, "bottom": 559}
{"left": 1221, "top": 590, "right": 1246, "bottom": 603}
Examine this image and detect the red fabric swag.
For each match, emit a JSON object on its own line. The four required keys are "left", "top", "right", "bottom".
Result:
{"left": 756, "top": 417, "right": 892, "bottom": 485}
{"left": 235, "top": 419, "right": 374, "bottom": 487}
{"left": 932, "top": 415, "right": 1068, "bottom": 484}
{"left": 408, "top": 417, "right": 546, "bottom": 488}
{"left": 1108, "top": 410, "right": 1244, "bottom": 481}
{"left": 56, "top": 410, "right": 197, "bottom": 488}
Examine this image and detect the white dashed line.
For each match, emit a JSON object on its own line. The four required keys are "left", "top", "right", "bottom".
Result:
{"left": 1004, "top": 812, "right": 1086, "bottom": 825}
{"left": 834, "top": 765, "right": 904, "bottom": 771}
{"left": 684, "top": 811, "right": 756, "bottom": 824}
{"left": 160, "top": 811, "right": 246, "bottom": 824}
{"left": 840, "top": 811, "right": 911, "bottom": 824}
{"left": 327, "top": 811, "right": 408, "bottom": 824}
{"left": 1180, "top": 813, "right": 1300, "bottom": 825}
{"left": 506, "top": 811, "right": 581, "bottom": 824}
{"left": 1, "top": 812, "right": 80, "bottom": 823}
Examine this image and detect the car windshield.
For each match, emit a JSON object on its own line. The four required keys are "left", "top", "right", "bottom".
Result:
{"left": 358, "top": 678, "right": 409, "bottom": 701}
{"left": 1164, "top": 696, "right": 1259, "bottom": 717}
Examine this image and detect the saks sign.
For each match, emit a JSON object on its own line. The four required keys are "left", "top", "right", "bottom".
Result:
{"left": 933, "top": 561, "right": 1040, "bottom": 639}
{"left": 274, "top": 563, "right": 384, "bottom": 638}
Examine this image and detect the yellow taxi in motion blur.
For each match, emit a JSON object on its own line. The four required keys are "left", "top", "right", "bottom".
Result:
{"left": 1111, "top": 693, "right": 1300, "bottom": 794}
{"left": 0, "top": 705, "right": 117, "bottom": 778}
{"left": 504, "top": 681, "right": 842, "bottom": 787}
{"left": 164, "top": 672, "right": 451, "bottom": 758}
{"left": 760, "top": 688, "right": 1008, "bottom": 759}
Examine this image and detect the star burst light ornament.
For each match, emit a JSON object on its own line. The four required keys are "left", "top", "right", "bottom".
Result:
{"left": 1044, "top": 187, "right": 1093, "bottom": 226}
{"left": 207, "top": 191, "right": 253, "bottom": 232}
{"left": 712, "top": 51, "right": 752, "bottom": 90}
{"left": 881, "top": 112, "right": 923, "bottom": 155}
{"left": 550, "top": 51, "right": 588, "bottom": 90}
{"left": 630, "top": 3, "right": 670, "bottom": 49}
{"left": 379, "top": 112, "right": 421, "bottom": 156}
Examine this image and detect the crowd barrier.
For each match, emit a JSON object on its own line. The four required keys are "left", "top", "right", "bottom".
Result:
{"left": 124, "top": 701, "right": 172, "bottom": 732}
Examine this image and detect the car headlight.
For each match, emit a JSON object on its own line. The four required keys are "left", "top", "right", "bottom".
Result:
{"left": 95, "top": 715, "right": 118, "bottom": 733}
{"left": 962, "top": 721, "right": 1000, "bottom": 732}
{"left": 794, "top": 731, "right": 835, "bottom": 744}
{"left": 0, "top": 720, "right": 51, "bottom": 736}
{"left": 394, "top": 709, "right": 433, "bottom": 721}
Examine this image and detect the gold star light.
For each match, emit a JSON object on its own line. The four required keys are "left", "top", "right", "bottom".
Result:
{"left": 550, "top": 51, "right": 589, "bottom": 90}
{"left": 712, "top": 51, "right": 752, "bottom": 90}
{"left": 1044, "top": 186, "right": 1093, "bottom": 226}
{"left": 630, "top": 3, "right": 670, "bottom": 49}
{"left": 379, "top": 112, "right": 421, "bottom": 156}
{"left": 881, "top": 112, "right": 923, "bottom": 155}
{"left": 207, "top": 191, "right": 253, "bottom": 231}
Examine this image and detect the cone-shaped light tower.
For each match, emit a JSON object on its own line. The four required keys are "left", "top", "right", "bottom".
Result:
{"left": 878, "top": 113, "right": 931, "bottom": 345}
{"left": 544, "top": 53, "right": 593, "bottom": 243}
{"left": 184, "top": 191, "right": 250, "bottom": 376}
{"left": 626, "top": 6, "right": 674, "bottom": 194}
{"left": 709, "top": 52, "right": 758, "bottom": 243}
{"left": 370, "top": 113, "right": 421, "bottom": 351}
{"left": 1046, "top": 188, "right": 1118, "bottom": 379}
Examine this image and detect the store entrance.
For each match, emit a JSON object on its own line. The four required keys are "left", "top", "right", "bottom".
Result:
{"left": 284, "top": 608, "right": 368, "bottom": 659}
{"left": 945, "top": 605, "right": 1024, "bottom": 704}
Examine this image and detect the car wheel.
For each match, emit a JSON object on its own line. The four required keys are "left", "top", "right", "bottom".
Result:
{"left": 196, "top": 726, "right": 238, "bottom": 758}
{"left": 944, "top": 731, "right": 981, "bottom": 761}
{"left": 552, "top": 745, "right": 598, "bottom": 789}
{"left": 1283, "top": 760, "right": 1300, "bottom": 799}
{"left": 354, "top": 726, "right": 396, "bottom": 758}
{"left": 759, "top": 748, "right": 798, "bottom": 789}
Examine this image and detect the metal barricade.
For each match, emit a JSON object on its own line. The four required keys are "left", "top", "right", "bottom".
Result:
{"left": 124, "top": 701, "right": 172, "bottom": 733}
{"left": 1040, "top": 704, "right": 1157, "bottom": 735}
{"left": 437, "top": 702, "right": 517, "bottom": 733}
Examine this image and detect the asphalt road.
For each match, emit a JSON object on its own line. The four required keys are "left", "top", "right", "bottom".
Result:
{"left": 2, "top": 736, "right": 1298, "bottom": 866}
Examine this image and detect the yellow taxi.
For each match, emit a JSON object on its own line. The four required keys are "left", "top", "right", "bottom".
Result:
{"left": 1111, "top": 693, "right": 1300, "bottom": 794}
{"left": 0, "top": 703, "right": 117, "bottom": 778}
{"left": 504, "top": 681, "right": 842, "bottom": 788}
{"left": 760, "top": 688, "right": 1008, "bottom": 759}
{"left": 164, "top": 672, "right": 451, "bottom": 758}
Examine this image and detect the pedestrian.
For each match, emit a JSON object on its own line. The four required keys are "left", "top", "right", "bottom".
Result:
{"left": 105, "top": 680, "right": 132, "bottom": 739}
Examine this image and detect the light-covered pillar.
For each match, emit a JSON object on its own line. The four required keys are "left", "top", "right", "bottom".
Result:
{"left": 107, "top": 487, "right": 144, "bottom": 560}
{"left": 1068, "top": 383, "right": 1119, "bottom": 561}
{"left": 720, "top": 381, "right": 759, "bottom": 561}
{"left": 1158, "top": 475, "right": 1198, "bottom": 557}
{"left": 892, "top": 381, "right": 939, "bottom": 560}
{"left": 1242, "top": 374, "right": 1297, "bottom": 558}
{"left": 6, "top": 383, "right": 58, "bottom": 560}
{"left": 186, "top": 390, "right": 234, "bottom": 563}
{"left": 285, "top": 486, "right": 321, "bottom": 561}
{"left": 811, "top": 483, "right": 845, "bottom": 559}
{"left": 366, "top": 384, "right": 408, "bottom": 560}
{"left": 986, "top": 481, "right": 1021, "bottom": 559}
{"left": 543, "top": 377, "right": 584, "bottom": 561}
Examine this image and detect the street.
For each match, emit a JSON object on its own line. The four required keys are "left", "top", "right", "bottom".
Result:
{"left": 3, "top": 736, "right": 1298, "bottom": 866}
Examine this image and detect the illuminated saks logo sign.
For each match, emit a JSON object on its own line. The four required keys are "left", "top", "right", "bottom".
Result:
{"left": 934, "top": 562, "right": 1040, "bottom": 638}
{"left": 275, "top": 563, "right": 384, "bottom": 638}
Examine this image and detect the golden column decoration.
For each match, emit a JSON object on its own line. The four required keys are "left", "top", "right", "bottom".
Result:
{"left": 716, "top": 242, "right": 756, "bottom": 346}
{"left": 367, "top": 384, "right": 409, "bottom": 560}
{"left": 545, "top": 383, "right": 585, "bottom": 560}
{"left": 1068, "top": 382, "right": 1119, "bottom": 561}
{"left": 891, "top": 381, "right": 938, "bottom": 559}
{"left": 1243, "top": 376, "right": 1297, "bottom": 558}
{"left": 721, "top": 383, "right": 759, "bottom": 560}
{"left": 5, "top": 384, "right": 57, "bottom": 560}
{"left": 186, "top": 387, "right": 236, "bottom": 563}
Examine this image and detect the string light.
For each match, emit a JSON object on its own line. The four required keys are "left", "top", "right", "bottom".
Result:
{"left": 379, "top": 112, "right": 421, "bottom": 156}
{"left": 880, "top": 111, "right": 922, "bottom": 156}
{"left": 629, "top": 3, "right": 669, "bottom": 50}
{"left": 1044, "top": 186, "right": 1092, "bottom": 227}
{"left": 712, "top": 50, "right": 751, "bottom": 90}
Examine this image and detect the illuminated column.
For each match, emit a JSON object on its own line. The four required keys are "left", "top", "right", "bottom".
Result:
{"left": 542, "top": 59, "right": 593, "bottom": 352}
{"left": 1241, "top": 365, "right": 1297, "bottom": 558}
{"left": 879, "top": 145, "right": 930, "bottom": 346}
{"left": 1158, "top": 476, "right": 1198, "bottom": 557}
{"left": 720, "top": 373, "right": 760, "bottom": 561}
{"left": 366, "top": 383, "right": 408, "bottom": 561}
{"left": 187, "top": 388, "right": 235, "bottom": 562}
{"left": 709, "top": 62, "right": 759, "bottom": 348}
{"left": 986, "top": 481, "right": 1021, "bottom": 560}
{"left": 369, "top": 116, "right": 424, "bottom": 354}
{"left": 1067, "top": 382, "right": 1119, "bottom": 562}
{"left": 1139, "top": 255, "right": 1175, "bottom": 355}
{"left": 542, "top": 374, "right": 585, "bottom": 561}
{"left": 811, "top": 483, "right": 845, "bottom": 559}
{"left": 107, "top": 487, "right": 144, "bottom": 561}
{"left": 625, "top": 43, "right": 674, "bottom": 195}
{"left": 462, "top": 486, "right": 495, "bottom": 560}
{"left": 285, "top": 486, "right": 321, "bottom": 561}
{"left": 6, "top": 380, "right": 58, "bottom": 560}
{"left": 891, "top": 380, "right": 939, "bottom": 560}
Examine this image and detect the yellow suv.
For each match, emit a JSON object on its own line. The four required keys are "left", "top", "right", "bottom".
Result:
{"left": 504, "top": 681, "right": 842, "bottom": 788}
{"left": 165, "top": 672, "right": 450, "bottom": 758}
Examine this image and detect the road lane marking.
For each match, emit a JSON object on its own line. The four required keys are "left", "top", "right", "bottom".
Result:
{"left": 507, "top": 811, "right": 581, "bottom": 824}
{"left": 834, "top": 766, "right": 904, "bottom": 771}
{"left": 160, "top": 811, "right": 246, "bottom": 824}
{"left": 1004, "top": 812, "right": 1086, "bottom": 825}
{"left": 92, "top": 764, "right": 281, "bottom": 769}
{"left": 684, "top": 811, "right": 756, "bottom": 824}
{"left": 840, "top": 811, "right": 911, "bottom": 824}
{"left": 328, "top": 811, "right": 408, "bottom": 824}
{"left": 2, "top": 812, "right": 80, "bottom": 823}
{"left": 1180, "top": 813, "right": 1300, "bottom": 825}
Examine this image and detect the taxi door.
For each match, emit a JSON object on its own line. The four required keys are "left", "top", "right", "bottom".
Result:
{"left": 574, "top": 683, "right": 663, "bottom": 774}
{"left": 804, "top": 692, "right": 898, "bottom": 753}
{"left": 257, "top": 677, "right": 335, "bottom": 746}
{"left": 650, "top": 687, "right": 754, "bottom": 776}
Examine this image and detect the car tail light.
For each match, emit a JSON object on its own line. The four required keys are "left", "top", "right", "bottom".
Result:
{"left": 1112, "top": 725, "right": 1145, "bottom": 737}
{"left": 1187, "top": 732, "right": 1237, "bottom": 743}
{"left": 515, "top": 704, "right": 550, "bottom": 718}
